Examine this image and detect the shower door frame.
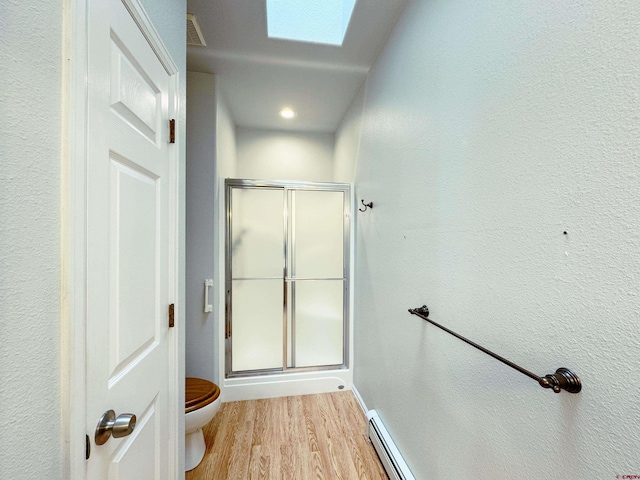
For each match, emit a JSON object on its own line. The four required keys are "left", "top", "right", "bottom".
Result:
{"left": 225, "top": 179, "right": 351, "bottom": 379}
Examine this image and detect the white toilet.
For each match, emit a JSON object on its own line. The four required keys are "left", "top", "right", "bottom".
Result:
{"left": 185, "top": 378, "right": 221, "bottom": 471}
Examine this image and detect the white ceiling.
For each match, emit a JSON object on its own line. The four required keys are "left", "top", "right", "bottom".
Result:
{"left": 186, "top": 0, "right": 408, "bottom": 133}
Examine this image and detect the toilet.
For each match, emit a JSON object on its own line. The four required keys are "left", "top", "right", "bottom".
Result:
{"left": 185, "top": 378, "right": 221, "bottom": 471}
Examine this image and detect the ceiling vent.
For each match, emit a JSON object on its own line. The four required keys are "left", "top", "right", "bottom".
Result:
{"left": 187, "top": 13, "right": 207, "bottom": 47}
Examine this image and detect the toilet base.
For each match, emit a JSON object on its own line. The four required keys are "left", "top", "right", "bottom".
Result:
{"left": 185, "top": 428, "right": 206, "bottom": 472}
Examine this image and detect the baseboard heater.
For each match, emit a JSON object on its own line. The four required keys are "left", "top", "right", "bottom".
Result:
{"left": 367, "top": 410, "right": 415, "bottom": 480}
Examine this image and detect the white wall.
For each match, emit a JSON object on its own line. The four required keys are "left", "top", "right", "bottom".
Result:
{"left": 216, "top": 84, "right": 237, "bottom": 181}
{"left": 333, "top": 80, "right": 367, "bottom": 183}
{"left": 186, "top": 72, "right": 217, "bottom": 382}
{"left": 0, "top": 2, "right": 63, "bottom": 478}
{"left": 213, "top": 84, "right": 237, "bottom": 388}
{"left": 236, "top": 128, "right": 334, "bottom": 182}
{"left": 350, "top": 1, "right": 640, "bottom": 479}
{"left": 186, "top": 72, "right": 237, "bottom": 386}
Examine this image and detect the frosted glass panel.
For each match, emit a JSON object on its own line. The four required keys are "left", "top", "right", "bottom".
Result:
{"left": 294, "top": 280, "right": 344, "bottom": 367}
{"left": 231, "top": 188, "right": 284, "bottom": 278}
{"left": 293, "top": 190, "right": 344, "bottom": 279}
{"left": 232, "top": 280, "right": 283, "bottom": 371}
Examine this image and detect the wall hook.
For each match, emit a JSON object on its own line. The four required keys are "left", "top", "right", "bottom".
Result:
{"left": 359, "top": 199, "right": 373, "bottom": 212}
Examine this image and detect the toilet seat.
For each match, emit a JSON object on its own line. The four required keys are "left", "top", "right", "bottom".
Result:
{"left": 186, "top": 378, "right": 220, "bottom": 413}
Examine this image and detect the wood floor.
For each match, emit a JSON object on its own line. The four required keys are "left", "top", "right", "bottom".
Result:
{"left": 186, "top": 391, "right": 388, "bottom": 480}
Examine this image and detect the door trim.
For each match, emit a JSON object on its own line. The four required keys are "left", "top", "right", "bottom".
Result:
{"left": 63, "top": 0, "right": 182, "bottom": 477}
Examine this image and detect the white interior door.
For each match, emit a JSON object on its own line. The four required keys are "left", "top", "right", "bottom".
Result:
{"left": 85, "top": 0, "right": 177, "bottom": 477}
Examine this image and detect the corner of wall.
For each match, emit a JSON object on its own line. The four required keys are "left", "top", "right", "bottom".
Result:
{"left": 333, "top": 78, "right": 368, "bottom": 183}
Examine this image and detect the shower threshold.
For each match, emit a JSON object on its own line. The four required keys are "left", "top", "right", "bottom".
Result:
{"left": 222, "top": 368, "right": 352, "bottom": 402}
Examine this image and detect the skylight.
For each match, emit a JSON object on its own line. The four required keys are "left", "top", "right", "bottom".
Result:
{"left": 266, "top": 0, "right": 357, "bottom": 46}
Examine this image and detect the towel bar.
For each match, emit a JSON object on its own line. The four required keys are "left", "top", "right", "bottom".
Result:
{"left": 408, "top": 305, "right": 581, "bottom": 394}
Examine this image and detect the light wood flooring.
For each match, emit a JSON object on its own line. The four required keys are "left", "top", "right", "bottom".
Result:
{"left": 186, "top": 391, "right": 388, "bottom": 480}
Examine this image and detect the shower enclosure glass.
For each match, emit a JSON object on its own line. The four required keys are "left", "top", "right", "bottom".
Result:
{"left": 225, "top": 179, "right": 350, "bottom": 377}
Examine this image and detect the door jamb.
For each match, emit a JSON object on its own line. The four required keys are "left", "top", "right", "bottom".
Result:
{"left": 62, "top": 0, "right": 89, "bottom": 477}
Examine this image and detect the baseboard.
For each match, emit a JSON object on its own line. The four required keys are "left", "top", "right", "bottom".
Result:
{"left": 351, "top": 384, "right": 368, "bottom": 415}
{"left": 367, "top": 410, "right": 416, "bottom": 480}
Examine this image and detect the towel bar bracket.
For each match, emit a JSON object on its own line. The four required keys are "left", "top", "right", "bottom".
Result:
{"left": 539, "top": 368, "right": 582, "bottom": 393}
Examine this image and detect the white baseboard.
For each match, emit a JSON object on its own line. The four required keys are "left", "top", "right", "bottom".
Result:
{"left": 367, "top": 410, "right": 416, "bottom": 480}
{"left": 351, "top": 384, "right": 368, "bottom": 415}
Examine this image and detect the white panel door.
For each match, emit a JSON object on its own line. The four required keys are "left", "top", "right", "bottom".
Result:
{"left": 85, "top": 0, "right": 177, "bottom": 478}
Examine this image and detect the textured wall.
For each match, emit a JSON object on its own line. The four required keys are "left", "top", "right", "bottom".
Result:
{"left": 186, "top": 72, "right": 217, "bottom": 382}
{"left": 0, "top": 1, "right": 63, "bottom": 478}
{"left": 351, "top": 0, "right": 640, "bottom": 478}
{"left": 334, "top": 80, "right": 367, "bottom": 183}
{"left": 236, "top": 128, "right": 335, "bottom": 182}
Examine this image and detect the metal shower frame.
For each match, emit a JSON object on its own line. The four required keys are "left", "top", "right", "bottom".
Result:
{"left": 225, "top": 178, "right": 352, "bottom": 378}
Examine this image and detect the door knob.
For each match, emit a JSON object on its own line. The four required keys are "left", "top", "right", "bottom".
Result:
{"left": 95, "top": 410, "right": 137, "bottom": 445}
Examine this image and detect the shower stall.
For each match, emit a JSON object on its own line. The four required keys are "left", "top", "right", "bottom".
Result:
{"left": 225, "top": 179, "right": 351, "bottom": 381}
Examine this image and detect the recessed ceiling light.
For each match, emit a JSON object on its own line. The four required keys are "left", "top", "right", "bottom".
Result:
{"left": 279, "top": 107, "right": 297, "bottom": 119}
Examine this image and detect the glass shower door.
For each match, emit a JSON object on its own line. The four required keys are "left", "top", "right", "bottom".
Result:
{"left": 288, "top": 190, "right": 345, "bottom": 368}
{"left": 226, "top": 180, "right": 349, "bottom": 377}
{"left": 229, "top": 187, "right": 285, "bottom": 372}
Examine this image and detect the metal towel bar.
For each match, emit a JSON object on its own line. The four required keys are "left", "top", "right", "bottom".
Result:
{"left": 408, "top": 305, "right": 582, "bottom": 394}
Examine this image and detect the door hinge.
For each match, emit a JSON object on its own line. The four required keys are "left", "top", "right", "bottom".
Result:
{"left": 169, "top": 119, "right": 176, "bottom": 144}
{"left": 168, "top": 303, "right": 175, "bottom": 328}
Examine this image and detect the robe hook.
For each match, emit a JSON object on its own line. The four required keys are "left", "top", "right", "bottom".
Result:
{"left": 359, "top": 199, "right": 373, "bottom": 212}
